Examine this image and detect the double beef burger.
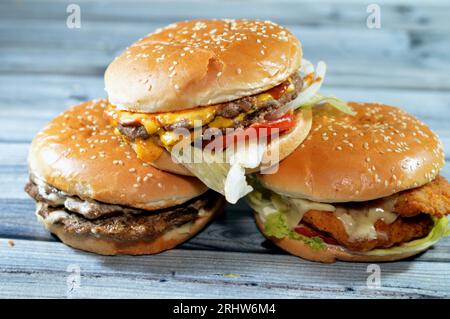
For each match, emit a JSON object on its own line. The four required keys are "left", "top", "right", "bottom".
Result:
{"left": 104, "top": 19, "right": 339, "bottom": 203}
{"left": 248, "top": 103, "right": 450, "bottom": 262}
{"left": 25, "top": 100, "right": 224, "bottom": 255}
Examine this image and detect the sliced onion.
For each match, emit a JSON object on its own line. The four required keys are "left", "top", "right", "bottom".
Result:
{"left": 266, "top": 59, "right": 326, "bottom": 120}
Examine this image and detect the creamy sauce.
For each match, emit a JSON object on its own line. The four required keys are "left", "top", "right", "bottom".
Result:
{"left": 162, "top": 222, "right": 193, "bottom": 240}
{"left": 43, "top": 208, "right": 69, "bottom": 224}
{"left": 35, "top": 178, "right": 66, "bottom": 205}
{"left": 286, "top": 198, "right": 335, "bottom": 229}
{"left": 267, "top": 193, "right": 399, "bottom": 241}
{"left": 334, "top": 197, "right": 398, "bottom": 241}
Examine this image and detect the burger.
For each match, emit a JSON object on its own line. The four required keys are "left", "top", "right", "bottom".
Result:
{"left": 247, "top": 102, "right": 450, "bottom": 262}
{"left": 104, "top": 19, "right": 353, "bottom": 203}
{"left": 25, "top": 99, "right": 224, "bottom": 255}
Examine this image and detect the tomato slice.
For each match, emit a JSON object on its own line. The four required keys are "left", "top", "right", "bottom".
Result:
{"left": 204, "top": 114, "right": 295, "bottom": 150}
{"left": 295, "top": 225, "right": 339, "bottom": 245}
{"left": 250, "top": 113, "right": 295, "bottom": 132}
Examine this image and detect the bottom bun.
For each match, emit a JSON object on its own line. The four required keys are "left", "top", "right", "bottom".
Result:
{"left": 254, "top": 213, "right": 426, "bottom": 263}
{"left": 37, "top": 197, "right": 225, "bottom": 256}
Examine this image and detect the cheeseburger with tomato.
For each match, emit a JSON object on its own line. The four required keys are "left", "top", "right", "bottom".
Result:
{"left": 104, "top": 19, "right": 350, "bottom": 203}
{"left": 248, "top": 102, "right": 450, "bottom": 262}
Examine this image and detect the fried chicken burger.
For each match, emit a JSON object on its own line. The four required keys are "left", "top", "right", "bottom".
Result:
{"left": 248, "top": 102, "right": 450, "bottom": 262}
{"left": 104, "top": 19, "right": 353, "bottom": 203}
{"left": 25, "top": 100, "right": 224, "bottom": 255}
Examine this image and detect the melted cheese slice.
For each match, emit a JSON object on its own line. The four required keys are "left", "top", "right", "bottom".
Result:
{"left": 106, "top": 76, "right": 295, "bottom": 151}
{"left": 132, "top": 138, "right": 164, "bottom": 162}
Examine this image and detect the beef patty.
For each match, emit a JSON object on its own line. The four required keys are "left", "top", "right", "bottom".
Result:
{"left": 26, "top": 179, "right": 219, "bottom": 242}
{"left": 117, "top": 72, "right": 303, "bottom": 141}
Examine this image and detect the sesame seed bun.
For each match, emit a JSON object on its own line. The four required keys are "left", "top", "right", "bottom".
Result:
{"left": 28, "top": 100, "right": 208, "bottom": 211}
{"left": 259, "top": 102, "right": 445, "bottom": 203}
{"left": 105, "top": 19, "right": 302, "bottom": 113}
{"left": 254, "top": 213, "right": 428, "bottom": 263}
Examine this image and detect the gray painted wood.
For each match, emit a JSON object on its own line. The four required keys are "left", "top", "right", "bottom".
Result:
{"left": 1, "top": 239, "right": 450, "bottom": 298}
{"left": 2, "top": 20, "right": 450, "bottom": 90}
{"left": 0, "top": 0, "right": 449, "bottom": 298}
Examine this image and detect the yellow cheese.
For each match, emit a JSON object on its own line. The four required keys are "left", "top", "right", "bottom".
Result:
{"left": 208, "top": 116, "right": 235, "bottom": 128}
{"left": 133, "top": 138, "right": 164, "bottom": 162}
{"left": 141, "top": 118, "right": 160, "bottom": 135}
{"left": 156, "top": 105, "right": 217, "bottom": 128}
{"left": 106, "top": 79, "right": 295, "bottom": 149}
{"left": 159, "top": 130, "right": 183, "bottom": 147}
{"left": 286, "top": 82, "right": 295, "bottom": 93}
{"left": 257, "top": 93, "right": 273, "bottom": 103}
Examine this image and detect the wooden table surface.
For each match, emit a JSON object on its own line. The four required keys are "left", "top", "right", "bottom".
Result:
{"left": 1, "top": 0, "right": 449, "bottom": 298}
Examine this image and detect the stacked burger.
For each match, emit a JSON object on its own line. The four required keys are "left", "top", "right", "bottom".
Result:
{"left": 26, "top": 19, "right": 449, "bottom": 261}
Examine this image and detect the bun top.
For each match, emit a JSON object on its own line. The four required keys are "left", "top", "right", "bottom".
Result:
{"left": 28, "top": 100, "right": 208, "bottom": 210}
{"left": 105, "top": 19, "right": 302, "bottom": 113}
{"left": 259, "top": 102, "right": 445, "bottom": 202}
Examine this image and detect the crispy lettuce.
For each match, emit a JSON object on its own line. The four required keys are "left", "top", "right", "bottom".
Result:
{"left": 247, "top": 187, "right": 326, "bottom": 250}
{"left": 299, "top": 94, "right": 356, "bottom": 116}
{"left": 265, "top": 212, "right": 326, "bottom": 250}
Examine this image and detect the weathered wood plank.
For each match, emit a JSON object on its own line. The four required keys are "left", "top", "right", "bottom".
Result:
{"left": 1, "top": 19, "right": 450, "bottom": 90}
{"left": 1, "top": 239, "right": 450, "bottom": 298}
{"left": 2, "top": 0, "right": 450, "bottom": 31}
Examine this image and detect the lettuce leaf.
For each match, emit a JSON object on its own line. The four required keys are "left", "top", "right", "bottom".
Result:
{"left": 299, "top": 94, "right": 356, "bottom": 116}
{"left": 265, "top": 212, "right": 326, "bottom": 250}
{"left": 171, "top": 140, "right": 265, "bottom": 204}
{"left": 247, "top": 189, "right": 326, "bottom": 250}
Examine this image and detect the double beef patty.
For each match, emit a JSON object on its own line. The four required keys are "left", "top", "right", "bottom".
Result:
{"left": 117, "top": 72, "right": 303, "bottom": 141}
{"left": 25, "top": 179, "right": 217, "bottom": 242}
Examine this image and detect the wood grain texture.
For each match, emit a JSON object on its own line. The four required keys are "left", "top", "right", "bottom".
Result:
{"left": 0, "top": 0, "right": 449, "bottom": 298}
{"left": 1, "top": 239, "right": 450, "bottom": 298}
{"left": 2, "top": 20, "right": 450, "bottom": 90}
